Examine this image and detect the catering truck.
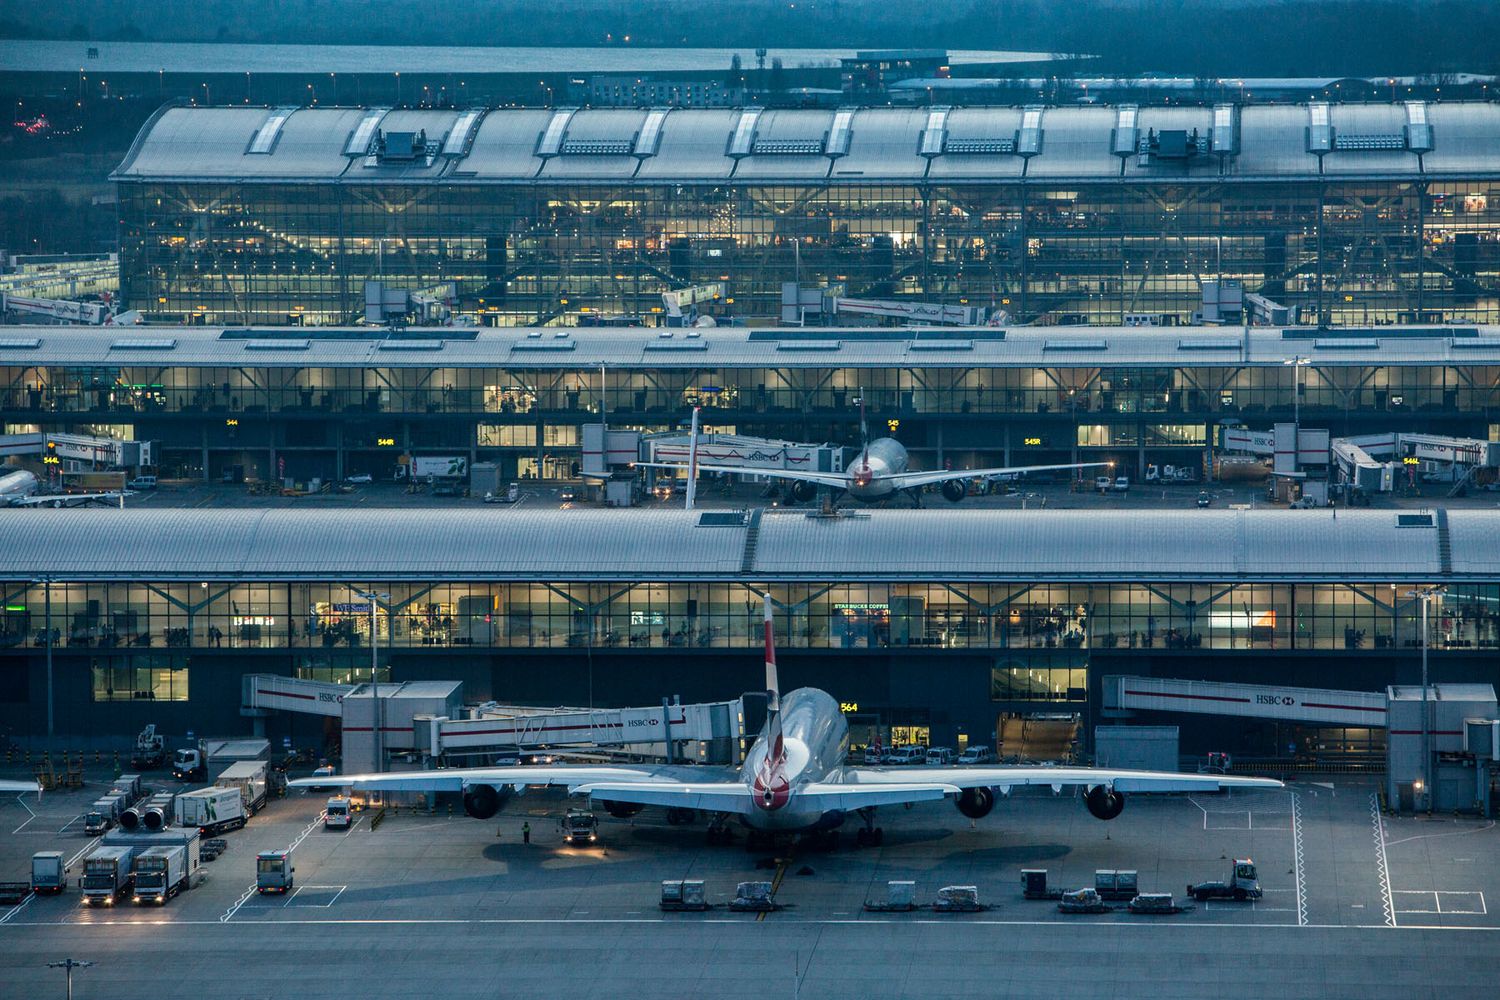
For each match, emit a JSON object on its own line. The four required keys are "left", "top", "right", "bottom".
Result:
{"left": 176, "top": 786, "right": 247, "bottom": 836}
{"left": 172, "top": 737, "right": 269, "bottom": 783}
{"left": 131, "top": 845, "right": 188, "bottom": 905}
{"left": 81, "top": 845, "right": 137, "bottom": 906}
{"left": 215, "top": 760, "right": 268, "bottom": 813}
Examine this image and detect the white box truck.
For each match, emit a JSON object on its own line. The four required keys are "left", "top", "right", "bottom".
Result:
{"left": 131, "top": 845, "right": 188, "bottom": 905}
{"left": 81, "top": 845, "right": 137, "bottom": 906}
{"left": 324, "top": 796, "right": 352, "bottom": 830}
{"left": 30, "top": 851, "right": 66, "bottom": 894}
{"left": 215, "top": 760, "right": 268, "bottom": 813}
{"left": 176, "top": 786, "right": 247, "bottom": 836}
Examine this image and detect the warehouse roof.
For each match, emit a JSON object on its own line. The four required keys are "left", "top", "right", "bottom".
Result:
{"left": 0, "top": 508, "right": 1491, "bottom": 583}
{"left": 112, "top": 101, "right": 1500, "bottom": 185}
{"left": 1, "top": 324, "right": 1496, "bottom": 369}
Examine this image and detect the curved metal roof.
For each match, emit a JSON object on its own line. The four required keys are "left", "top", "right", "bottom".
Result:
{"left": 0, "top": 508, "right": 1491, "bottom": 583}
{"left": 113, "top": 102, "right": 1500, "bottom": 185}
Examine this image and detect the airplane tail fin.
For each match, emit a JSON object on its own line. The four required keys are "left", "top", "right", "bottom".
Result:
{"left": 762, "top": 594, "right": 780, "bottom": 713}
{"left": 857, "top": 386, "right": 870, "bottom": 473}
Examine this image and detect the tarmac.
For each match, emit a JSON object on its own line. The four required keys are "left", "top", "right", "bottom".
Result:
{"left": 1, "top": 766, "right": 1495, "bottom": 998}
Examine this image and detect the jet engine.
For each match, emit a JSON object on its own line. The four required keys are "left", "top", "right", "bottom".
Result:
{"left": 142, "top": 807, "right": 166, "bottom": 831}
{"left": 462, "top": 784, "right": 509, "bottom": 819}
{"left": 1084, "top": 784, "right": 1125, "bottom": 820}
{"left": 602, "top": 800, "right": 644, "bottom": 819}
{"left": 941, "top": 479, "right": 967, "bottom": 503}
{"left": 790, "top": 480, "right": 818, "bottom": 503}
{"left": 955, "top": 786, "right": 995, "bottom": 819}
{"left": 118, "top": 808, "right": 142, "bottom": 831}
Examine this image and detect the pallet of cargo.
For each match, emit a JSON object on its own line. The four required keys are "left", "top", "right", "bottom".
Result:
{"left": 0, "top": 881, "right": 31, "bottom": 905}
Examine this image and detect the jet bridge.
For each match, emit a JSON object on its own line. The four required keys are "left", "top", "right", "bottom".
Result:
{"left": 1103, "top": 675, "right": 1388, "bottom": 727}
{"left": 241, "top": 674, "right": 743, "bottom": 763}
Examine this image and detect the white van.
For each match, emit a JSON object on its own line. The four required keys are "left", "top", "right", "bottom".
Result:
{"left": 883, "top": 746, "right": 928, "bottom": 766}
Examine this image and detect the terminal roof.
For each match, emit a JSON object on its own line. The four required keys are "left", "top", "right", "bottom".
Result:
{"left": 112, "top": 102, "right": 1500, "bottom": 185}
{"left": 0, "top": 508, "right": 1494, "bottom": 583}
{"left": 1, "top": 325, "right": 1496, "bottom": 369}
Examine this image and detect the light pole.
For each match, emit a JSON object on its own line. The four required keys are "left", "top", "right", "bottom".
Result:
{"left": 48, "top": 959, "right": 92, "bottom": 1000}
{"left": 1407, "top": 586, "right": 1444, "bottom": 812}
{"left": 1282, "top": 355, "right": 1309, "bottom": 475}
{"left": 353, "top": 588, "right": 390, "bottom": 774}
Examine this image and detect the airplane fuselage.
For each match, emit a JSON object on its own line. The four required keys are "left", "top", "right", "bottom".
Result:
{"left": 738, "top": 686, "right": 850, "bottom": 831}
{"left": 845, "top": 437, "right": 909, "bottom": 501}
{"left": 0, "top": 470, "right": 39, "bottom": 500}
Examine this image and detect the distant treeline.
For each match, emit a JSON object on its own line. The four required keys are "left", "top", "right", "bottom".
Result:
{"left": 2, "top": 0, "right": 1498, "bottom": 77}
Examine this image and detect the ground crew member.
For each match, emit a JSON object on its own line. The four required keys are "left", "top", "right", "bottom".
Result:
{"left": 523, "top": 822, "right": 531, "bottom": 844}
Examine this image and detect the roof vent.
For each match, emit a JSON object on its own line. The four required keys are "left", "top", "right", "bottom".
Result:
{"left": 1211, "top": 104, "right": 1240, "bottom": 156}
{"left": 441, "top": 109, "right": 485, "bottom": 157}
{"left": 244, "top": 339, "right": 310, "bottom": 351}
{"left": 633, "top": 108, "right": 670, "bottom": 158}
{"left": 375, "top": 129, "right": 433, "bottom": 162}
{"left": 1015, "top": 105, "right": 1044, "bottom": 156}
{"left": 826, "top": 109, "right": 855, "bottom": 157}
{"left": 1404, "top": 101, "right": 1434, "bottom": 153}
{"left": 0, "top": 337, "right": 41, "bottom": 349}
{"left": 110, "top": 338, "right": 176, "bottom": 350}
{"left": 918, "top": 106, "right": 949, "bottom": 157}
{"left": 343, "top": 108, "right": 390, "bottom": 157}
{"left": 726, "top": 108, "right": 764, "bottom": 158}
{"left": 1306, "top": 102, "right": 1333, "bottom": 155}
{"left": 1044, "top": 339, "right": 1107, "bottom": 352}
{"left": 535, "top": 108, "right": 579, "bottom": 157}
{"left": 1111, "top": 105, "right": 1139, "bottom": 157}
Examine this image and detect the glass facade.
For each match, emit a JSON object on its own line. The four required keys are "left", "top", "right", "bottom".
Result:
{"left": 4, "top": 579, "right": 1488, "bottom": 655}
{"left": 117, "top": 178, "right": 1500, "bottom": 328}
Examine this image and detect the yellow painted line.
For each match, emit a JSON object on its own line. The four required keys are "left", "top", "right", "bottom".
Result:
{"left": 756, "top": 855, "right": 791, "bottom": 922}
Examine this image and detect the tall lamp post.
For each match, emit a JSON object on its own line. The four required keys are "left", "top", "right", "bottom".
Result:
{"left": 1282, "top": 355, "right": 1309, "bottom": 476}
{"left": 1407, "top": 586, "right": 1445, "bottom": 812}
{"left": 353, "top": 588, "right": 390, "bottom": 774}
{"left": 48, "top": 959, "right": 93, "bottom": 1000}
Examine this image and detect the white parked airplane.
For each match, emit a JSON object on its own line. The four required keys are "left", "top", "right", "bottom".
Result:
{"left": 292, "top": 599, "right": 1280, "bottom": 846}
{"left": 0, "top": 779, "right": 41, "bottom": 794}
{"left": 643, "top": 398, "right": 1107, "bottom": 506}
{"left": 0, "top": 469, "right": 39, "bottom": 501}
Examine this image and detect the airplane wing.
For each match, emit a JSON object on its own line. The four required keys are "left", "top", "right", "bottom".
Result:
{"left": 883, "top": 462, "right": 1110, "bottom": 491}
{"left": 637, "top": 462, "right": 850, "bottom": 490}
{"left": 835, "top": 765, "right": 1282, "bottom": 794}
{"left": 287, "top": 764, "right": 738, "bottom": 796}
{"left": 0, "top": 779, "right": 41, "bottom": 794}
{"left": 9, "top": 491, "right": 129, "bottom": 507}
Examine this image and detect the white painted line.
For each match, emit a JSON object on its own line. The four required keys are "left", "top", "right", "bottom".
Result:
{"left": 11, "top": 795, "right": 36, "bottom": 834}
{"left": 285, "top": 885, "right": 346, "bottom": 909}
{"left": 223, "top": 811, "right": 326, "bottom": 923}
{"left": 64, "top": 843, "right": 93, "bottom": 870}
{"left": 58, "top": 814, "right": 80, "bottom": 834}
{"left": 0, "top": 892, "right": 34, "bottom": 924}
{"left": 1371, "top": 794, "right": 1395, "bottom": 928}
{"left": 1393, "top": 890, "right": 1487, "bottom": 916}
{"left": 1291, "top": 791, "right": 1307, "bottom": 927}
{"left": 221, "top": 884, "right": 257, "bottom": 923}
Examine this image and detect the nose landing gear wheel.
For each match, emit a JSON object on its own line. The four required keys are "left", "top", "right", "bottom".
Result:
{"left": 855, "top": 827, "right": 884, "bottom": 848}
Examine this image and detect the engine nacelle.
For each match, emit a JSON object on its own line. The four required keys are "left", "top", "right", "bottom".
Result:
{"left": 142, "top": 807, "right": 166, "bottom": 831}
{"left": 665, "top": 807, "right": 696, "bottom": 826}
{"left": 602, "top": 800, "right": 644, "bottom": 819}
{"left": 941, "top": 479, "right": 968, "bottom": 503}
{"left": 1084, "top": 785, "right": 1126, "bottom": 821}
{"left": 790, "top": 480, "right": 818, "bottom": 503}
{"left": 955, "top": 786, "right": 995, "bottom": 819}
{"left": 118, "top": 808, "right": 142, "bottom": 831}
{"left": 463, "top": 784, "right": 508, "bottom": 820}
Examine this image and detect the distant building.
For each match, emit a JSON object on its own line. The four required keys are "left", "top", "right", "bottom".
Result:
{"left": 574, "top": 75, "right": 742, "bottom": 108}
{"left": 841, "top": 49, "right": 950, "bottom": 98}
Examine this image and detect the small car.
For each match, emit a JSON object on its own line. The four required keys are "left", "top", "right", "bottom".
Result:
{"left": 558, "top": 487, "right": 577, "bottom": 502}
{"left": 126, "top": 475, "right": 158, "bottom": 490}
{"left": 925, "top": 746, "right": 955, "bottom": 765}
{"left": 344, "top": 473, "right": 373, "bottom": 484}
{"left": 956, "top": 745, "right": 995, "bottom": 765}
{"left": 1196, "top": 492, "right": 1213, "bottom": 507}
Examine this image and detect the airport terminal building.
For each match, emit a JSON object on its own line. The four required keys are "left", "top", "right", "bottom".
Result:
{"left": 2, "top": 324, "right": 1498, "bottom": 483}
{"left": 112, "top": 101, "right": 1500, "bottom": 327}
{"left": 2, "top": 508, "right": 1497, "bottom": 757}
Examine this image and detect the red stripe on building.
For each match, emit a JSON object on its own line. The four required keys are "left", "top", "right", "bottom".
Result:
{"left": 1302, "top": 702, "right": 1386, "bottom": 714}
{"left": 1123, "top": 689, "right": 1251, "bottom": 704}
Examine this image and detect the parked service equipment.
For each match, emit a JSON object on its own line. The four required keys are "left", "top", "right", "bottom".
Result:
{"left": 728, "top": 881, "right": 780, "bottom": 912}
{"left": 131, "top": 845, "right": 188, "bottom": 905}
{"left": 130, "top": 726, "right": 166, "bottom": 770}
{"left": 559, "top": 808, "right": 599, "bottom": 845}
{"left": 176, "top": 786, "right": 247, "bottom": 836}
{"left": 1058, "top": 888, "right": 1111, "bottom": 914}
{"left": 255, "top": 850, "right": 294, "bottom": 894}
{"left": 1188, "top": 859, "right": 1262, "bottom": 902}
{"left": 933, "top": 885, "right": 983, "bottom": 912}
{"left": 1020, "top": 869, "right": 1062, "bottom": 901}
{"left": 659, "top": 880, "right": 709, "bottom": 912}
{"left": 215, "top": 761, "right": 268, "bottom": 813}
{"left": 0, "top": 880, "right": 29, "bottom": 904}
{"left": 200, "top": 839, "right": 228, "bottom": 862}
{"left": 864, "top": 880, "right": 918, "bottom": 913}
{"left": 81, "top": 845, "right": 137, "bottom": 906}
{"left": 173, "top": 738, "right": 269, "bottom": 782}
{"left": 1094, "top": 869, "right": 1139, "bottom": 901}
{"left": 324, "top": 797, "right": 352, "bottom": 830}
{"left": 1128, "top": 892, "right": 1187, "bottom": 915}
{"left": 30, "top": 851, "right": 66, "bottom": 894}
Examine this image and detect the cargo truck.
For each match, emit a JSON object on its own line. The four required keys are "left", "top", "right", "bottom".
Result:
{"left": 172, "top": 737, "right": 268, "bottom": 782}
{"left": 101, "top": 827, "right": 201, "bottom": 881}
{"left": 131, "top": 845, "right": 188, "bottom": 905}
{"left": 215, "top": 760, "right": 268, "bottom": 813}
{"left": 30, "top": 851, "right": 66, "bottom": 894}
{"left": 255, "top": 850, "right": 295, "bottom": 894}
{"left": 176, "top": 786, "right": 247, "bottom": 836}
{"left": 1187, "top": 859, "right": 1263, "bottom": 902}
{"left": 81, "top": 845, "right": 137, "bottom": 906}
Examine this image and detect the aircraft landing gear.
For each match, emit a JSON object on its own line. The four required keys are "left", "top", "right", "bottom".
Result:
{"left": 854, "top": 808, "right": 884, "bottom": 848}
{"left": 705, "top": 813, "right": 735, "bottom": 845}
{"left": 906, "top": 488, "right": 923, "bottom": 509}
